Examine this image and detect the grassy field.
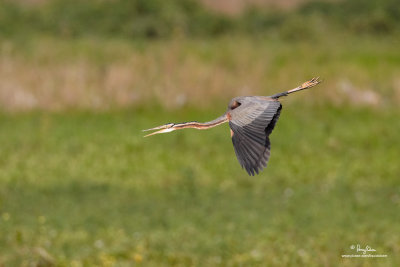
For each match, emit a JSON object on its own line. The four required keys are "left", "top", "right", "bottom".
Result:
{"left": 0, "top": 104, "right": 399, "bottom": 266}
{"left": 1, "top": 1, "right": 399, "bottom": 265}
{"left": 1, "top": 35, "right": 400, "bottom": 111}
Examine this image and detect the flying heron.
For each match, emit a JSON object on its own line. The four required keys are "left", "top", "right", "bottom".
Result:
{"left": 143, "top": 77, "right": 321, "bottom": 176}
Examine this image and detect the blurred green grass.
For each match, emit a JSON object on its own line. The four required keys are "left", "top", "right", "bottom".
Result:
{"left": 0, "top": 105, "right": 399, "bottom": 266}
{"left": 2, "top": 0, "right": 400, "bottom": 38}
{"left": 1, "top": 1, "right": 400, "bottom": 265}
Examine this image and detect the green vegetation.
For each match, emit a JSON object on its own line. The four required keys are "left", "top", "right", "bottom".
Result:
{"left": 1, "top": 35, "right": 400, "bottom": 111}
{"left": 0, "top": 0, "right": 399, "bottom": 265}
{"left": 0, "top": 106, "right": 399, "bottom": 265}
{"left": 1, "top": 0, "right": 400, "bottom": 39}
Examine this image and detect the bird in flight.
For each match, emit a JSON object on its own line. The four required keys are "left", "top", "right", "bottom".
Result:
{"left": 143, "top": 77, "right": 321, "bottom": 175}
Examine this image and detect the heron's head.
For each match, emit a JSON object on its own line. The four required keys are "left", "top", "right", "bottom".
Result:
{"left": 142, "top": 123, "right": 175, "bottom": 137}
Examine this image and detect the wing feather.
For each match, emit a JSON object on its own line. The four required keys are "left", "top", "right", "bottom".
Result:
{"left": 229, "top": 101, "right": 282, "bottom": 175}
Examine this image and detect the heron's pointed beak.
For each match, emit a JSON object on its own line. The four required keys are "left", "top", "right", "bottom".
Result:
{"left": 142, "top": 123, "right": 175, "bottom": 137}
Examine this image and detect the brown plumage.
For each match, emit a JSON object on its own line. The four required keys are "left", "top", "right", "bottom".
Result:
{"left": 143, "top": 77, "right": 321, "bottom": 175}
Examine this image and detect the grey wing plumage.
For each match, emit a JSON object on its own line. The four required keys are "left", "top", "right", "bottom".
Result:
{"left": 229, "top": 100, "right": 282, "bottom": 175}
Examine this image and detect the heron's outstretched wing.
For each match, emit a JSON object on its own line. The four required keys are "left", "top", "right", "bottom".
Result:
{"left": 229, "top": 100, "right": 282, "bottom": 175}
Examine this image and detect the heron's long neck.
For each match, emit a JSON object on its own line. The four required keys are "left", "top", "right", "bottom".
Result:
{"left": 174, "top": 114, "right": 228, "bottom": 130}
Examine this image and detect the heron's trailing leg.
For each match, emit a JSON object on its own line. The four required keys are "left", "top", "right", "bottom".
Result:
{"left": 271, "top": 77, "right": 321, "bottom": 99}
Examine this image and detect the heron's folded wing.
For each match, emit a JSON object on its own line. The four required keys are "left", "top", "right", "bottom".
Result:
{"left": 229, "top": 101, "right": 282, "bottom": 175}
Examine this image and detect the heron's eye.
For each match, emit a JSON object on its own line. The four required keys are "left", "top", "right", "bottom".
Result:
{"left": 230, "top": 101, "right": 241, "bottom": 110}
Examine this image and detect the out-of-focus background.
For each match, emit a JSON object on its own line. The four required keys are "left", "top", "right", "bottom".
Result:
{"left": 0, "top": 0, "right": 399, "bottom": 265}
